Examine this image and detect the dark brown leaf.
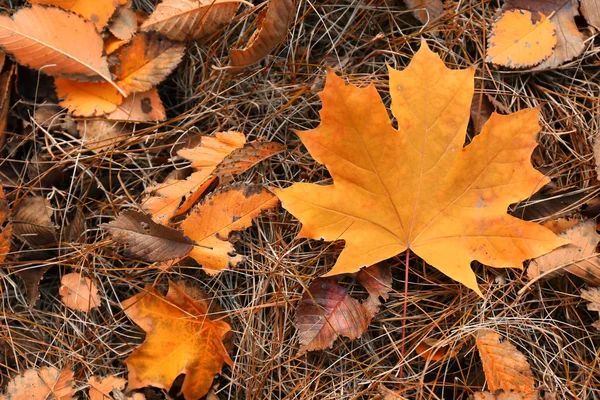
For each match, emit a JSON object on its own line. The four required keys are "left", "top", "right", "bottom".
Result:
{"left": 12, "top": 196, "right": 56, "bottom": 247}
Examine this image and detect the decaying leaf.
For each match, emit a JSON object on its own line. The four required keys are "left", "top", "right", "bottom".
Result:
{"left": 356, "top": 263, "right": 392, "bottom": 315}
{"left": 13, "top": 196, "right": 56, "bottom": 247}
{"left": 229, "top": 0, "right": 296, "bottom": 69}
{"left": 102, "top": 210, "right": 194, "bottom": 262}
{"left": 77, "top": 119, "right": 129, "bottom": 152}
{"left": 30, "top": 0, "right": 119, "bottom": 31}
{"left": 122, "top": 281, "right": 233, "bottom": 400}
{"left": 109, "top": 5, "right": 138, "bottom": 40}
{"left": 88, "top": 375, "right": 124, "bottom": 400}
{"left": 114, "top": 32, "right": 185, "bottom": 95}
{"left": 181, "top": 184, "right": 278, "bottom": 274}
{"left": 475, "top": 329, "right": 535, "bottom": 395}
{"left": 404, "top": 0, "right": 444, "bottom": 24}
{"left": 141, "top": 0, "right": 242, "bottom": 41}
{"left": 502, "top": 0, "right": 586, "bottom": 69}
{"left": 581, "top": 0, "right": 600, "bottom": 28}
{"left": 107, "top": 88, "right": 166, "bottom": 121}
{"left": 274, "top": 41, "right": 567, "bottom": 296}
{"left": 59, "top": 272, "right": 101, "bottom": 312}
{"left": 0, "top": 365, "right": 75, "bottom": 400}
{"left": 55, "top": 78, "right": 124, "bottom": 117}
{"left": 486, "top": 10, "right": 557, "bottom": 68}
{"left": 0, "top": 5, "right": 113, "bottom": 83}
{"left": 296, "top": 278, "right": 372, "bottom": 353}
{"left": 212, "top": 141, "right": 285, "bottom": 185}
{"left": 581, "top": 287, "right": 600, "bottom": 330}
{"left": 528, "top": 219, "right": 600, "bottom": 285}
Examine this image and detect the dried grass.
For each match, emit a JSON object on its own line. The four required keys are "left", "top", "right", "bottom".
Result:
{"left": 1, "top": 0, "right": 599, "bottom": 399}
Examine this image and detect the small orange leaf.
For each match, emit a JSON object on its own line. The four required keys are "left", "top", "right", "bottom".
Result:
{"left": 296, "top": 278, "right": 371, "bottom": 353}
{"left": 30, "top": 0, "right": 119, "bottom": 30}
{"left": 122, "top": 281, "right": 233, "bottom": 400}
{"left": 104, "top": 35, "right": 130, "bottom": 54}
{"left": 415, "top": 338, "right": 452, "bottom": 362}
{"left": 475, "top": 329, "right": 535, "bottom": 394}
{"left": 0, "top": 365, "right": 75, "bottom": 399}
{"left": 114, "top": 32, "right": 185, "bottom": 95}
{"left": 59, "top": 273, "right": 101, "bottom": 312}
{"left": 229, "top": 0, "right": 296, "bottom": 69}
{"left": 55, "top": 78, "right": 123, "bottom": 116}
{"left": 181, "top": 184, "right": 278, "bottom": 274}
{"left": 487, "top": 10, "right": 557, "bottom": 68}
{"left": 0, "top": 5, "right": 113, "bottom": 83}
{"left": 107, "top": 88, "right": 166, "bottom": 121}
{"left": 141, "top": 0, "right": 242, "bottom": 41}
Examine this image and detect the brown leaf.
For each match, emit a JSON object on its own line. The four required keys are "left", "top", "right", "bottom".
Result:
{"left": 581, "top": 0, "right": 600, "bottom": 28}
{"left": 0, "top": 5, "right": 114, "bottom": 84}
{"left": 0, "top": 186, "right": 11, "bottom": 265}
{"left": 581, "top": 287, "right": 600, "bottom": 330}
{"left": 107, "top": 88, "right": 166, "bottom": 121}
{"left": 503, "top": 1, "right": 586, "bottom": 69}
{"left": 141, "top": 0, "right": 242, "bottom": 41}
{"left": 229, "top": 0, "right": 296, "bottom": 69}
{"left": 55, "top": 78, "right": 124, "bottom": 117}
{"left": 31, "top": 0, "right": 119, "bottom": 31}
{"left": 77, "top": 119, "right": 130, "bottom": 152}
{"left": 114, "top": 32, "right": 185, "bottom": 95}
{"left": 486, "top": 9, "right": 557, "bottom": 68}
{"left": 212, "top": 141, "right": 285, "bottom": 185}
{"left": 403, "top": 0, "right": 444, "bottom": 24}
{"left": 0, "top": 365, "right": 75, "bottom": 399}
{"left": 528, "top": 219, "right": 600, "bottom": 285}
{"left": 181, "top": 184, "right": 278, "bottom": 274}
{"left": 13, "top": 196, "right": 56, "bottom": 247}
{"left": 356, "top": 263, "right": 392, "bottom": 315}
{"left": 63, "top": 209, "right": 86, "bottom": 243}
{"left": 475, "top": 329, "right": 535, "bottom": 395}
{"left": 14, "top": 264, "right": 50, "bottom": 306}
{"left": 59, "top": 273, "right": 101, "bottom": 312}
{"left": 143, "top": 131, "right": 246, "bottom": 223}
{"left": 102, "top": 210, "right": 194, "bottom": 262}
{"left": 471, "top": 91, "right": 495, "bottom": 134}
{"left": 109, "top": 5, "right": 138, "bottom": 40}
{"left": 296, "top": 277, "right": 371, "bottom": 353}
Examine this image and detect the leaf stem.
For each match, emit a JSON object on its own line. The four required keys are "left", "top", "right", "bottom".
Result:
{"left": 399, "top": 248, "right": 410, "bottom": 386}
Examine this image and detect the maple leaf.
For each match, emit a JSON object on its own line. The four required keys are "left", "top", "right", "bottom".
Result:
{"left": 274, "top": 41, "right": 568, "bottom": 296}
{"left": 122, "top": 281, "right": 233, "bottom": 400}
{"left": 0, "top": 5, "right": 117, "bottom": 88}
{"left": 141, "top": 0, "right": 243, "bottom": 41}
{"left": 229, "top": 0, "right": 296, "bottom": 69}
{"left": 486, "top": 9, "right": 557, "bottom": 68}
{"left": 0, "top": 365, "right": 75, "bottom": 400}
{"left": 181, "top": 184, "right": 278, "bottom": 273}
{"left": 113, "top": 32, "right": 185, "bottom": 96}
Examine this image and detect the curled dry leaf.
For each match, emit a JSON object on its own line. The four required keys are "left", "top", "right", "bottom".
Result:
{"left": 274, "top": 41, "right": 567, "bottom": 296}
{"left": 0, "top": 5, "right": 113, "bottom": 83}
{"left": 296, "top": 278, "right": 372, "bottom": 353}
{"left": 581, "top": 287, "right": 600, "bottom": 330}
{"left": 229, "top": 0, "right": 296, "bottom": 69}
{"left": 475, "top": 329, "right": 535, "bottom": 395}
{"left": 141, "top": 0, "right": 242, "bottom": 41}
{"left": 59, "top": 273, "right": 101, "bottom": 312}
{"left": 212, "top": 141, "right": 285, "bottom": 185}
{"left": 114, "top": 32, "right": 185, "bottom": 95}
{"left": 55, "top": 78, "right": 124, "bottom": 117}
{"left": 109, "top": 5, "right": 138, "bottom": 40}
{"left": 181, "top": 184, "right": 278, "bottom": 274}
{"left": 122, "top": 281, "right": 233, "bottom": 400}
{"left": 77, "top": 119, "right": 129, "bottom": 152}
{"left": 0, "top": 365, "right": 75, "bottom": 400}
{"left": 404, "top": 0, "right": 444, "bottom": 24}
{"left": 107, "top": 88, "right": 166, "bottom": 121}
{"left": 486, "top": 10, "right": 557, "bottom": 68}
{"left": 356, "top": 263, "right": 392, "bottom": 315}
{"left": 13, "top": 196, "right": 56, "bottom": 247}
{"left": 102, "top": 210, "right": 194, "bottom": 262}
{"left": 503, "top": 0, "right": 586, "bottom": 70}
{"left": 528, "top": 219, "right": 600, "bottom": 285}
{"left": 30, "top": 0, "right": 119, "bottom": 31}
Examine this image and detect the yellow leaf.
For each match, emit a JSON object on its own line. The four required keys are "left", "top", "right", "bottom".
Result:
{"left": 55, "top": 78, "right": 123, "bottom": 116}
{"left": 274, "top": 41, "right": 568, "bottom": 296}
{"left": 181, "top": 184, "right": 278, "bottom": 273}
{"left": 486, "top": 9, "right": 557, "bottom": 68}
{"left": 122, "top": 281, "right": 233, "bottom": 400}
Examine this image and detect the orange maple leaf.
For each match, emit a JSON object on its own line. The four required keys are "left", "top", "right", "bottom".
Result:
{"left": 122, "top": 281, "right": 233, "bottom": 400}
{"left": 275, "top": 41, "right": 568, "bottom": 296}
